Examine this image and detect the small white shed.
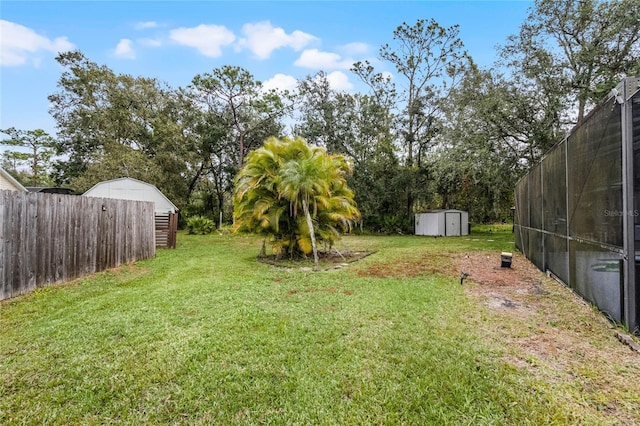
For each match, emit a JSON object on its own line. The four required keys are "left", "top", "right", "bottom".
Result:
{"left": 83, "top": 177, "right": 179, "bottom": 248}
{"left": 415, "top": 210, "right": 469, "bottom": 237}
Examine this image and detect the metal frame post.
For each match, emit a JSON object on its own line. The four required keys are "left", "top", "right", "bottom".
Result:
{"left": 620, "top": 77, "right": 637, "bottom": 332}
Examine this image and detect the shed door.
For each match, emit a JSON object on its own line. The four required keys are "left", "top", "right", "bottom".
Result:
{"left": 445, "top": 212, "right": 461, "bottom": 236}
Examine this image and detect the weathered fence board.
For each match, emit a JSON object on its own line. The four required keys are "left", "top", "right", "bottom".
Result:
{"left": 0, "top": 191, "right": 10, "bottom": 299}
{"left": 0, "top": 190, "right": 156, "bottom": 300}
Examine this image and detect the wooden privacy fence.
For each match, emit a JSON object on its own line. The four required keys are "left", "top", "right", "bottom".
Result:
{"left": 0, "top": 190, "right": 156, "bottom": 300}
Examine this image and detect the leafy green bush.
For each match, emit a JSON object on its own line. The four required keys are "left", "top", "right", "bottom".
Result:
{"left": 186, "top": 216, "right": 215, "bottom": 235}
{"left": 366, "top": 214, "right": 412, "bottom": 234}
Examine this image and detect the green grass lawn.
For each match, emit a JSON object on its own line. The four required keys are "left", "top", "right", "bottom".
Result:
{"left": 1, "top": 227, "right": 639, "bottom": 425}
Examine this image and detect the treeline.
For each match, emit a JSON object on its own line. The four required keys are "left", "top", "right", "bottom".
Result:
{"left": 2, "top": 0, "right": 639, "bottom": 231}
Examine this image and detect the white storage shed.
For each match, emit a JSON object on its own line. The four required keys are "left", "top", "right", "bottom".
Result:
{"left": 415, "top": 210, "right": 469, "bottom": 237}
{"left": 83, "top": 177, "right": 178, "bottom": 248}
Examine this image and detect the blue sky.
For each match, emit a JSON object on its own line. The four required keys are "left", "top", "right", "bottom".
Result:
{"left": 1, "top": 1, "right": 532, "bottom": 138}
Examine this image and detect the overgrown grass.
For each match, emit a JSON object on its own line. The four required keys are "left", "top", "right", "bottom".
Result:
{"left": 1, "top": 227, "right": 637, "bottom": 424}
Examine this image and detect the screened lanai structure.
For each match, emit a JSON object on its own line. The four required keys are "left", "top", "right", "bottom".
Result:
{"left": 514, "top": 76, "right": 640, "bottom": 334}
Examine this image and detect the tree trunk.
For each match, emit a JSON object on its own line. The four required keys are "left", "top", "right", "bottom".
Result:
{"left": 577, "top": 96, "right": 586, "bottom": 123}
{"left": 406, "top": 191, "right": 414, "bottom": 223}
{"left": 238, "top": 132, "right": 245, "bottom": 167}
{"left": 302, "top": 198, "right": 319, "bottom": 269}
{"left": 31, "top": 145, "right": 39, "bottom": 186}
{"left": 186, "top": 162, "right": 206, "bottom": 200}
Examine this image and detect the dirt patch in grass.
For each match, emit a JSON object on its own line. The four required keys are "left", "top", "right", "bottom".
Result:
{"left": 356, "top": 252, "right": 457, "bottom": 278}
{"left": 110, "top": 263, "right": 149, "bottom": 279}
{"left": 455, "top": 251, "right": 547, "bottom": 319}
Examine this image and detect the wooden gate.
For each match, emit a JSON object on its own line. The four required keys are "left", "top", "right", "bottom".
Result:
{"left": 155, "top": 212, "right": 178, "bottom": 248}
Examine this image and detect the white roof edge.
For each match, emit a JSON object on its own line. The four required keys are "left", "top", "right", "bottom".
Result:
{"left": 83, "top": 177, "right": 179, "bottom": 212}
{"left": 83, "top": 176, "right": 147, "bottom": 194}
{"left": 417, "top": 209, "right": 467, "bottom": 214}
{"left": 0, "top": 167, "right": 28, "bottom": 192}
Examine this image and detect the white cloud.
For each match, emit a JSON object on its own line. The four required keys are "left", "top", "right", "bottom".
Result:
{"left": 339, "top": 42, "right": 370, "bottom": 55}
{"left": 237, "top": 21, "right": 317, "bottom": 60}
{"left": 170, "top": 24, "right": 235, "bottom": 57}
{"left": 294, "top": 49, "right": 354, "bottom": 70}
{"left": 134, "top": 21, "right": 158, "bottom": 30}
{"left": 114, "top": 39, "right": 135, "bottom": 59}
{"left": 138, "top": 38, "right": 162, "bottom": 47}
{"left": 324, "top": 71, "right": 353, "bottom": 92}
{"left": 0, "top": 20, "right": 74, "bottom": 67}
{"left": 262, "top": 73, "right": 298, "bottom": 93}
{"left": 381, "top": 71, "right": 394, "bottom": 81}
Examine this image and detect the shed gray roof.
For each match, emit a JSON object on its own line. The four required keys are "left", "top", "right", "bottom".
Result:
{"left": 26, "top": 187, "right": 74, "bottom": 194}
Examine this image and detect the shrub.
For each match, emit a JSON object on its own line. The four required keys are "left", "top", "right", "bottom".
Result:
{"left": 186, "top": 216, "right": 215, "bottom": 235}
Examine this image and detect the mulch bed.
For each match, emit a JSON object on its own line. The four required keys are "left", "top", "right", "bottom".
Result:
{"left": 258, "top": 250, "right": 376, "bottom": 270}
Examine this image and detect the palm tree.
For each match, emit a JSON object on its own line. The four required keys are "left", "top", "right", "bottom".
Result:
{"left": 233, "top": 136, "right": 360, "bottom": 267}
